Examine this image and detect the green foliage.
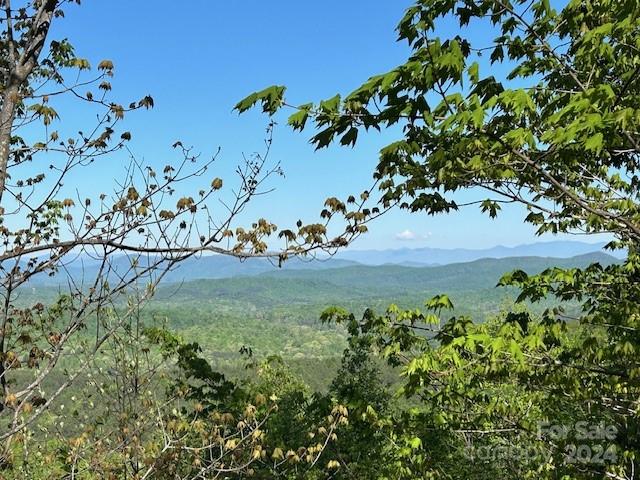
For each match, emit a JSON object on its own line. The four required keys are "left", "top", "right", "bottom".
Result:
{"left": 146, "top": 327, "right": 237, "bottom": 409}
{"left": 6, "top": 0, "right": 640, "bottom": 478}
{"left": 241, "top": 1, "right": 640, "bottom": 241}
{"left": 240, "top": 0, "right": 640, "bottom": 477}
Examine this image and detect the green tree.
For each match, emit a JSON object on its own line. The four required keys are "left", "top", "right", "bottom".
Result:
{"left": 240, "top": 0, "right": 640, "bottom": 477}
{"left": 324, "top": 337, "right": 396, "bottom": 479}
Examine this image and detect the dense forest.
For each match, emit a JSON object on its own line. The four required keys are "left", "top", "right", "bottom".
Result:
{"left": 0, "top": 0, "right": 639, "bottom": 479}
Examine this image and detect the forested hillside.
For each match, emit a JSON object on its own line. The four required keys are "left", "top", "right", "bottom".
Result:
{"left": 20, "top": 252, "right": 618, "bottom": 388}
{"left": 144, "top": 252, "right": 618, "bottom": 383}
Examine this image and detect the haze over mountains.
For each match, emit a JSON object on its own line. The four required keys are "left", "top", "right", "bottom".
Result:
{"left": 136, "top": 239, "right": 623, "bottom": 283}
{"left": 333, "top": 240, "right": 622, "bottom": 266}
{"left": 24, "top": 240, "right": 622, "bottom": 287}
{"left": 148, "top": 251, "right": 617, "bottom": 345}
{"left": 20, "top": 246, "right": 621, "bottom": 360}
{"left": 150, "top": 251, "right": 615, "bottom": 310}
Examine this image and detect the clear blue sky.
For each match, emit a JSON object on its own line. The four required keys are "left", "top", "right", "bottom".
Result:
{"left": 44, "top": 0, "right": 592, "bottom": 250}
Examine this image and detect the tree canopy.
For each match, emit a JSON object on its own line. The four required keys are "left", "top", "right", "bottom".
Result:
{"left": 239, "top": 0, "right": 640, "bottom": 478}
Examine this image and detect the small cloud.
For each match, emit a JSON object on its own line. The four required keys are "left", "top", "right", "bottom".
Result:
{"left": 395, "top": 229, "right": 418, "bottom": 241}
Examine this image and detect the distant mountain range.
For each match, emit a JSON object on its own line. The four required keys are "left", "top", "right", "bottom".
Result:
{"left": 146, "top": 251, "right": 619, "bottom": 317}
{"left": 256, "top": 251, "right": 619, "bottom": 296}
{"left": 21, "top": 252, "right": 620, "bottom": 320}
{"left": 334, "top": 240, "right": 624, "bottom": 266}
{"left": 24, "top": 253, "right": 361, "bottom": 286}
{"left": 21, "top": 240, "right": 623, "bottom": 286}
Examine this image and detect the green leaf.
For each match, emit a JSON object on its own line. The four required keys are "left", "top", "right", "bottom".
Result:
{"left": 287, "top": 103, "right": 312, "bottom": 130}
{"left": 235, "top": 85, "right": 286, "bottom": 114}
{"left": 585, "top": 132, "right": 604, "bottom": 152}
{"left": 468, "top": 62, "right": 479, "bottom": 83}
{"left": 319, "top": 94, "right": 341, "bottom": 113}
{"left": 340, "top": 127, "right": 358, "bottom": 147}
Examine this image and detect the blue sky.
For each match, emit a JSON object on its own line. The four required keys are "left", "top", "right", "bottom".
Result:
{"left": 42, "top": 0, "right": 593, "bottom": 250}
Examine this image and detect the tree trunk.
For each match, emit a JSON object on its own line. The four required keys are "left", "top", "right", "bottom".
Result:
{"left": 0, "top": 84, "right": 18, "bottom": 207}
{"left": 0, "top": 0, "right": 60, "bottom": 206}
